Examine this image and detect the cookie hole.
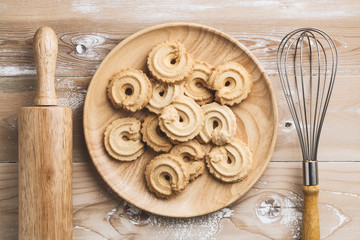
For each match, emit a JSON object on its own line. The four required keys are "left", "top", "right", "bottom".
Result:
{"left": 227, "top": 157, "right": 232, "bottom": 164}
{"left": 170, "top": 59, "right": 177, "bottom": 65}
{"left": 195, "top": 82, "right": 203, "bottom": 88}
{"left": 183, "top": 156, "right": 190, "bottom": 162}
{"left": 159, "top": 90, "right": 165, "bottom": 97}
{"left": 156, "top": 126, "right": 166, "bottom": 137}
{"left": 164, "top": 175, "right": 170, "bottom": 181}
{"left": 122, "top": 135, "right": 129, "bottom": 141}
{"left": 213, "top": 120, "right": 219, "bottom": 129}
{"left": 125, "top": 88, "right": 133, "bottom": 95}
{"left": 225, "top": 81, "right": 230, "bottom": 87}
{"left": 179, "top": 116, "right": 183, "bottom": 122}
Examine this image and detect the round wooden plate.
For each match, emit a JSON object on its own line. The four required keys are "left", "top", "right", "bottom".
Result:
{"left": 84, "top": 22, "right": 278, "bottom": 217}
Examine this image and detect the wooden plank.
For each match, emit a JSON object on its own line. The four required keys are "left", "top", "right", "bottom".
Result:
{"left": 0, "top": 162, "right": 359, "bottom": 239}
{"left": 2, "top": 0, "right": 359, "bottom": 21}
{"left": 0, "top": 77, "right": 90, "bottom": 162}
{"left": 0, "top": 1, "right": 359, "bottom": 77}
{"left": 272, "top": 74, "right": 360, "bottom": 162}
{"left": 0, "top": 1, "right": 358, "bottom": 239}
{"left": 0, "top": 75, "right": 359, "bottom": 162}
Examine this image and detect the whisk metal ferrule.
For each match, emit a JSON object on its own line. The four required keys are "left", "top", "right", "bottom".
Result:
{"left": 303, "top": 160, "right": 318, "bottom": 186}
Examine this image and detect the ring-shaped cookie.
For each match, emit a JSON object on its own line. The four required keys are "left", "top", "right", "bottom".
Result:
{"left": 198, "top": 102, "right": 237, "bottom": 145}
{"left": 170, "top": 140, "right": 205, "bottom": 181}
{"left": 208, "top": 62, "right": 251, "bottom": 106}
{"left": 159, "top": 96, "right": 204, "bottom": 142}
{"left": 145, "top": 154, "right": 190, "bottom": 199}
{"left": 104, "top": 118, "right": 144, "bottom": 161}
{"left": 169, "top": 139, "right": 205, "bottom": 161}
{"left": 147, "top": 40, "right": 193, "bottom": 84}
{"left": 146, "top": 81, "right": 184, "bottom": 114}
{"left": 107, "top": 68, "right": 152, "bottom": 112}
{"left": 184, "top": 61, "right": 214, "bottom": 105}
{"left": 206, "top": 140, "right": 252, "bottom": 183}
{"left": 187, "top": 161, "right": 205, "bottom": 181}
{"left": 141, "top": 114, "right": 172, "bottom": 152}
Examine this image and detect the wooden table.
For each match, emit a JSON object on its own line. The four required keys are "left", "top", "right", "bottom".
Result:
{"left": 1, "top": 1, "right": 359, "bottom": 239}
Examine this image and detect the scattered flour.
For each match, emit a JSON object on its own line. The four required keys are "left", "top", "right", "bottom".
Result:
{"left": 118, "top": 201, "right": 233, "bottom": 240}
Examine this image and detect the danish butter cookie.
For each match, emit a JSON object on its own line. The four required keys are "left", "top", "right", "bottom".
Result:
{"left": 146, "top": 81, "right": 184, "bottom": 114}
{"left": 187, "top": 161, "right": 205, "bottom": 181}
{"left": 169, "top": 139, "right": 205, "bottom": 161}
{"left": 184, "top": 61, "right": 214, "bottom": 105}
{"left": 206, "top": 140, "right": 252, "bottom": 183}
{"left": 208, "top": 62, "right": 252, "bottom": 106}
{"left": 199, "top": 102, "right": 237, "bottom": 145}
{"left": 141, "top": 114, "right": 172, "bottom": 152}
{"left": 104, "top": 118, "right": 144, "bottom": 161}
{"left": 147, "top": 40, "right": 193, "bottom": 84}
{"left": 107, "top": 68, "right": 152, "bottom": 112}
{"left": 159, "top": 96, "right": 204, "bottom": 142}
{"left": 170, "top": 140, "right": 205, "bottom": 181}
{"left": 145, "top": 154, "right": 190, "bottom": 199}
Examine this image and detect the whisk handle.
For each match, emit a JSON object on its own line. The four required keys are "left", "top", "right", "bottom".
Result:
{"left": 302, "top": 185, "right": 320, "bottom": 240}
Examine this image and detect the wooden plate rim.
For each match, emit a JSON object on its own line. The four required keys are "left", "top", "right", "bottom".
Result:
{"left": 83, "top": 22, "right": 278, "bottom": 217}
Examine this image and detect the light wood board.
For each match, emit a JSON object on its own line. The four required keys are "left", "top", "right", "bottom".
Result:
{"left": 83, "top": 23, "right": 278, "bottom": 217}
{"left": 0, "top": 162, "right": 359, "bottom": 239}
{"left": 0, "top": 0, "right": 359, "bottom": 238}
{"left": 1, "top": 75, "right": 359, "bottom": 163}
{"left": 0, "top": 1, "right": 359, "bottom": 77}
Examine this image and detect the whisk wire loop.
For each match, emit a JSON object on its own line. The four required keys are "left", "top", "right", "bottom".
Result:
{"left": 277, "top": 28, "right": 338, "bottom": 163}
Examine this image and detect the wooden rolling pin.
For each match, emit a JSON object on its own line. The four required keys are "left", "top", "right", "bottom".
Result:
{"left": 18, "top": 27, "right": 73, "bottom": 240}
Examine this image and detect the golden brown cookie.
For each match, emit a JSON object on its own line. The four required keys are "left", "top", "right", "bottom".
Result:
{"left": 169, "top": 139, "right": 205, "bottom": 161}
{"left": 147, "top": 40, "right": 193, "bottom": 84}
{"left": 208, "top": 62, "right": 252, "bottom": 106}
{"left": 187, "top": 161, "right": 205, "bottom": 181}
{"left": 141, "top": 114, "right": 173, "bottom": 152}
{"left": 146, "top": 80, "right": 184, "bottom": 114}
{"left": 104, "top": 118, "right": 144, "bottom": 161}
{"left": 170, "top": 140, "right": 206, "bottom": 181}
{"left": 206, "top": 140, "right": 252, "bottom": 183}
{"left": 159, "top": 96, "right": 204, "bottom": 142}
{"left": 145, "top": 154, "right": 190, "bottom": 199}
{"left": 107, "top": 68, "right": 152, "bottom": 112}
{"left": 184, "top": 61, "right": 214, "bottom": 105}
{"left": 198, "top": 102, "right": 237, "bottom": 145}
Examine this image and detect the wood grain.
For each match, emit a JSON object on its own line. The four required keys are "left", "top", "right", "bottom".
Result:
{"left": 0, "top": 77, "right": 89, "bottom": 163}
{"left": 1, "top": 75, "right": 359, "bottom": 163}
{"left": 0, "top": 0, "right": 359, "bottom": 238}
{"left": 18, "top": 107, "right": 73, "bottom": 240}
{"left": 33, "top": 26, "right": 58, "bottom": 106}
{"left": 1, "top": 162, "right": 359, "bottom": 239}
{"left": 0, "top": 1, "right": 359, "bottom": 77}
{"left": 83, "top": 23, "right": 278, "bottom": 217}
{"left": 18, "top": 27, "right": 72, "bottom": 240}
{"left": 302, "top": 185, "right": 320, "bottom": 240}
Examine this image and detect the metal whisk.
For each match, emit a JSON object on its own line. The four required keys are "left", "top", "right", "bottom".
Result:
{"left": 277, "top": 28, "right": 338, "bottom": 240}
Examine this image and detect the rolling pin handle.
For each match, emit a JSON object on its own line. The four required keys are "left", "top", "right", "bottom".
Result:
{"left": 33, "top": 26, "right": 58, "bottom": 106}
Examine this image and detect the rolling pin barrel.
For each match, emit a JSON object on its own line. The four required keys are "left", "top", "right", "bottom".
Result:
{"left": 18, "top": 27, "right": 73, "bottom": 240}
